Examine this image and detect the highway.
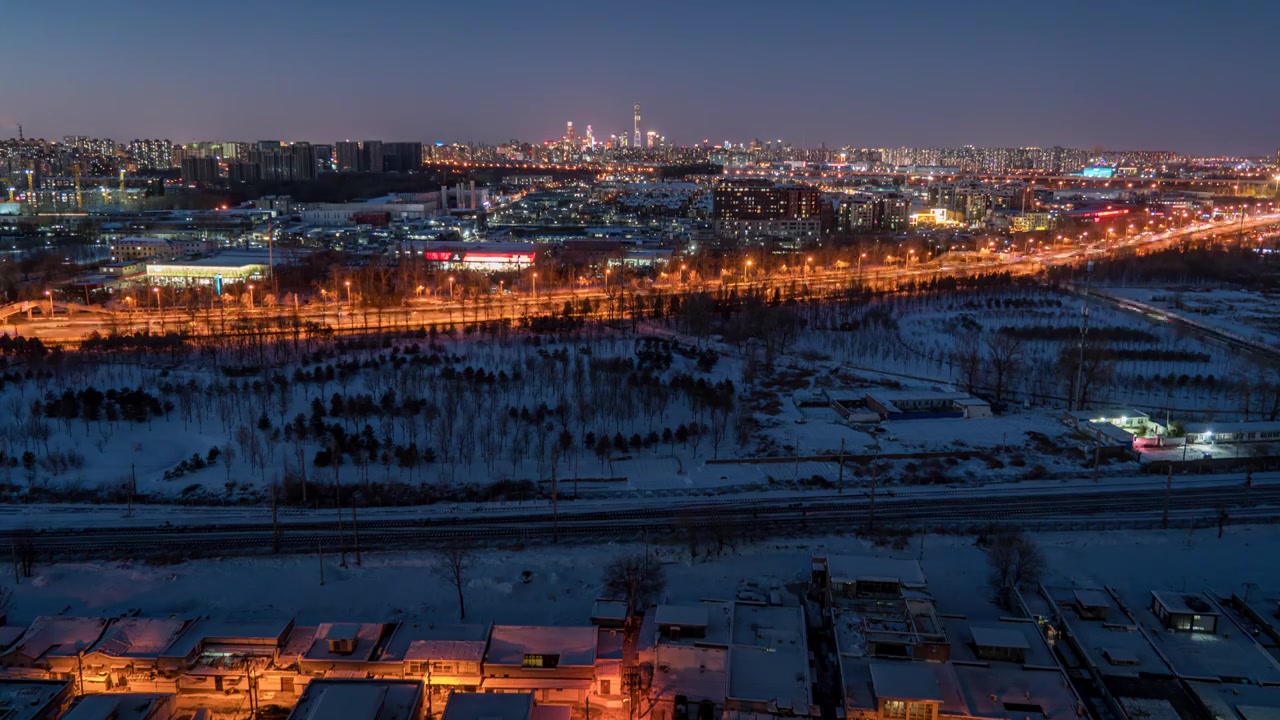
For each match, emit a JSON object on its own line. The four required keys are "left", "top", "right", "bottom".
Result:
{"left": 12, "top": 212, "right": 1280, "bottom": 344}
{"left": 10, "top": 475, "right": 1277, "bottom": 559}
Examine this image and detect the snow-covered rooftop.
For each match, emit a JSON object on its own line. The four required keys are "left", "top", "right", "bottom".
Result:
{"left": 160, "top": 613, "right": 294, "bottom": 661}
{"left": 952, "top": 665, "right": 1080, "bottom": 720}
{"left": 656, "top": 605, "right": 710, "bottom": 629}
{"left": 942, "top": 618, "right": 1055, "bottom": 667}
{"left": 652, "top": 644, "right": 726, "bottom": 704}
{"left": 870, "top": 660, "right": 944, "bottom": 702}
{"left": 60, "top": 693, "right": 171, "bottom": 720}
{"left": 731, "top": 604, "right": 805, "bottom": 650}
{"left": 485, "top": 625, "right": 597, "bottom": 667}
{"left": 0, "top": 680, "right": 71, "bottom": 720}
{"left": 86, "top": 617, "right": 188, "bottom": 659}
{"left": 378, "top": 623, "right": 490, "bottom": 664}
{"left": 289, "top": 680, "right": 423, "bottom": 720}
{"left": 304, "top": 623, "right": 387, "bottom": 663}
{"left": 726, "top": 645, "right": 810, "bottom": 713}
{"left": 969, "top": 624, "right": 1032, "bottom": 651}
{"left": 441, "top": 692, "right": 533, "bottom": 720}
{"left": 8, "top": 617, "right": 109, "bottom": 663}
{"left": 825, "top": 555, "right": 928, "bottom": 588}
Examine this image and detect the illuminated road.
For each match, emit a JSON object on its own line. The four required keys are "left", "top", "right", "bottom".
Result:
{"left": 9, "top": 213, "right": 1279, "bottom": 344}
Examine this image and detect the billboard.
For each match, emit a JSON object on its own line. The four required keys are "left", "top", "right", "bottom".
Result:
{"left": 1081, "top": 166, "right": 1116, "bottom": 179}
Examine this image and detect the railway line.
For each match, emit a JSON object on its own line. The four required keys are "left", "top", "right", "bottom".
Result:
{"left": 13, "top": 481, "right": 1277, "bottom": 558}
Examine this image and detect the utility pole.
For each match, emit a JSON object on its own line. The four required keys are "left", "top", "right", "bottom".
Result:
{"left": 837, "top": 439, "right": 845, "bottom": 494}
{"left": 1073, "top": 305, "right": 1090, "bottom": 411}
{"left": 271, "top": 481, "right": 281, "bottom": 554}
{"left": 351, "top": 496, "right": 362, "bottom": 566}
{"left": 1162, "top": 466, "right": 1172, "bottom": 529}
{"left": 868, "top": 445, "right": 879, "bottom": 534}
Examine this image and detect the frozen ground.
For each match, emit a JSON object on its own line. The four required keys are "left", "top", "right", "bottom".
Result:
{"left": 8, "top": 526, "right": 1277, "bottom": 626}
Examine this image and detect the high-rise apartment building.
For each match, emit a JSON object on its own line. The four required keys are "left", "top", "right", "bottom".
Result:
{"left": 362, "top": 141, "right": 384, "bottom": 174}
{"left": 383, "top": 142, "right": 423, "bottom": 173}
{"left": 128, "top": 139, "right": 174, "bottom": 170}
{"left": 713, "top": 180, "right": 823, "bottom": 241}
{"left": 180, "top": 157, "right": 219, "bottom": 184}
{"left": 336, "top": 141, "right": 361, "bottom": 172}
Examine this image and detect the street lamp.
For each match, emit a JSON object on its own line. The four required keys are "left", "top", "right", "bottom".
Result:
{"left": 448, "top": 276, "right": 455, "bottom": 301}
{"left": 43, "top": 290, "right": 52, "bottom": 316}
{"left": 152, "top": 287, "right": 161, "bottom": 311}
{"left": 344, "top": 280, "right": 351, "bottom": 304}
{"left": 744, "top": 258, "right": 752, "bottom": 286}
{"left": 532, "top": 272, "right": 537, "bottom": 297}
{"left": 604, "top": 267, "right": 611, "bottom": 293}
{"left": 247, "top": 283, "right": 255, "bottom": 310}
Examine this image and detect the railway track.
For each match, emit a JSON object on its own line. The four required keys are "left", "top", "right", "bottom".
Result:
{"left": 12, "top": 482, "right": 1277, "bottom": 558}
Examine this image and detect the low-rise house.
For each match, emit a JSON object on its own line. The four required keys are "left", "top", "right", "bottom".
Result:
{"left": 440, "top": 691, "right": 570, "bottom": 720}
{"left": 59, "top": 693, "right": 175, "bottom": 720}
{"left": 641, "top": 601, "right": 734, "bottom": 720}
{"left": 371, "top": 623, "right": 489, "bottom": 688}
{"left": 0, "top": 679, "right": 74, "bottom": 720}
{"left": 863, "top": 390, "right": 991, "bottom": 421}
{"left": 482, "top": 626, "right": 598, "bottom": 705}
{"left": 725, "top": 603, "right": 816, "bottom": 718}
{"left": 80, "top": 618, "right": 190, "bottom": 692}
{"left": 157, "top": 614, "right": 295, "bottom": 696}
{"left": 298, "top": 623, "right": 394, "bottom": 677}
{"left": 590, "top": 601, "right": 628, "bottom": 629}
{"left": 818, "top": 556, "right": 948, "bottom": 662}
{"left": 0, "top": 617, "right": 110, "bottom": 676}
{"left": 287, "top": 679, "right": 424, "bottom": 720}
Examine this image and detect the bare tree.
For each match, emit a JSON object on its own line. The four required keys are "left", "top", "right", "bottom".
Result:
{"left": 985, "top": 332, "right": 1025, "bottom": 403}
{"left": 602, "top": 552, "right": 667, "bottom": 614}
{"left": 952, "top": 330, "right": 983, "bottom": 394}
{"left": 0, "top": 583, "right": 11, "bottom": 621}
{"left": 986, "top": 530, "right": 1046, "bottom": 591}
{"left": 432, "top": 545, "right": 473, "bottom": 620}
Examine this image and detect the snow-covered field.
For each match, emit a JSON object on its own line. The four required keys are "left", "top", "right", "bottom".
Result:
{"left": 1103, "top": 285, "right": 1280, "bottom": 349}
{"left": 8, "top": 526, "right": 1276, "bottom": 626}
{"left": 2, "top": 284, "right": 1270, "bottom": 510}
{"left": 791, "top": 285, "right": 1260, "bottom": 416}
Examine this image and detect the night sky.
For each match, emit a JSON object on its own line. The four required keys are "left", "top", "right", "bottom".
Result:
{"left": 5, "top": 0, "right": 1277, "bottom": 155}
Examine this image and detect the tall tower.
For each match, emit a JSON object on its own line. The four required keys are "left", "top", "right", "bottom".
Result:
{"left": 633, "top": 102, "right": 641, "bottom": 148}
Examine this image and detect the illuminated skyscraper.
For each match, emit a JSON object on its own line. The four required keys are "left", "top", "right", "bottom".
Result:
{"left": 585, "top": 125, "right": 594, "bottom": 149}
{"left": 633, "top": 102, "right": 641, "bottom": 148}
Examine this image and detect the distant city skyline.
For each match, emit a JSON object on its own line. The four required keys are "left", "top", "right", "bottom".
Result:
{"left": 3, "top": 0, "right": 1278, "bottom": 156}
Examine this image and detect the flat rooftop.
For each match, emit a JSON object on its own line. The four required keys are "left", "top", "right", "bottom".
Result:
{"left": 0, "top": 680, "right": 71, "bottom": 720}
{"left": 824, "top": 555, "right": 927, "bottom": 588}
{"left": 941, "top": 618, "right": 1056, "bottom": 667}
{"left": 651, "top": 644, "right": 727, "bottom": 704}
{"left": 727, "top": 645, "right": 810, "bottom": 714}
{"left": 60, "top": 694, "right": 171, "bottom": 720}
{"left": 485, "top": 626, "right": 597, "bottom": 667}
{"left": 288, "top": 680, "right": 423, "bottom": 720}
{"left": 731, "top": 603, "right": 805, "bottom": 650}
{"left": 441, "top": 692, "right": 531, "bottom": 720}
{"left": 378, "top": 623, "right": 490, "bottom": 664}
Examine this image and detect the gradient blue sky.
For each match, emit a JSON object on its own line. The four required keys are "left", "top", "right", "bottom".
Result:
{"left": 4, "top": 0, "right": 1276, "bottom": 154}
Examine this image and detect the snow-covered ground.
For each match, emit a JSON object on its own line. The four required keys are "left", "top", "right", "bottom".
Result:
{"left": 1102, "top": 285, "right": 1280, "bottom": 349}
{"left": 8, "top": 526, "right": 1276, "bottom": 627}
